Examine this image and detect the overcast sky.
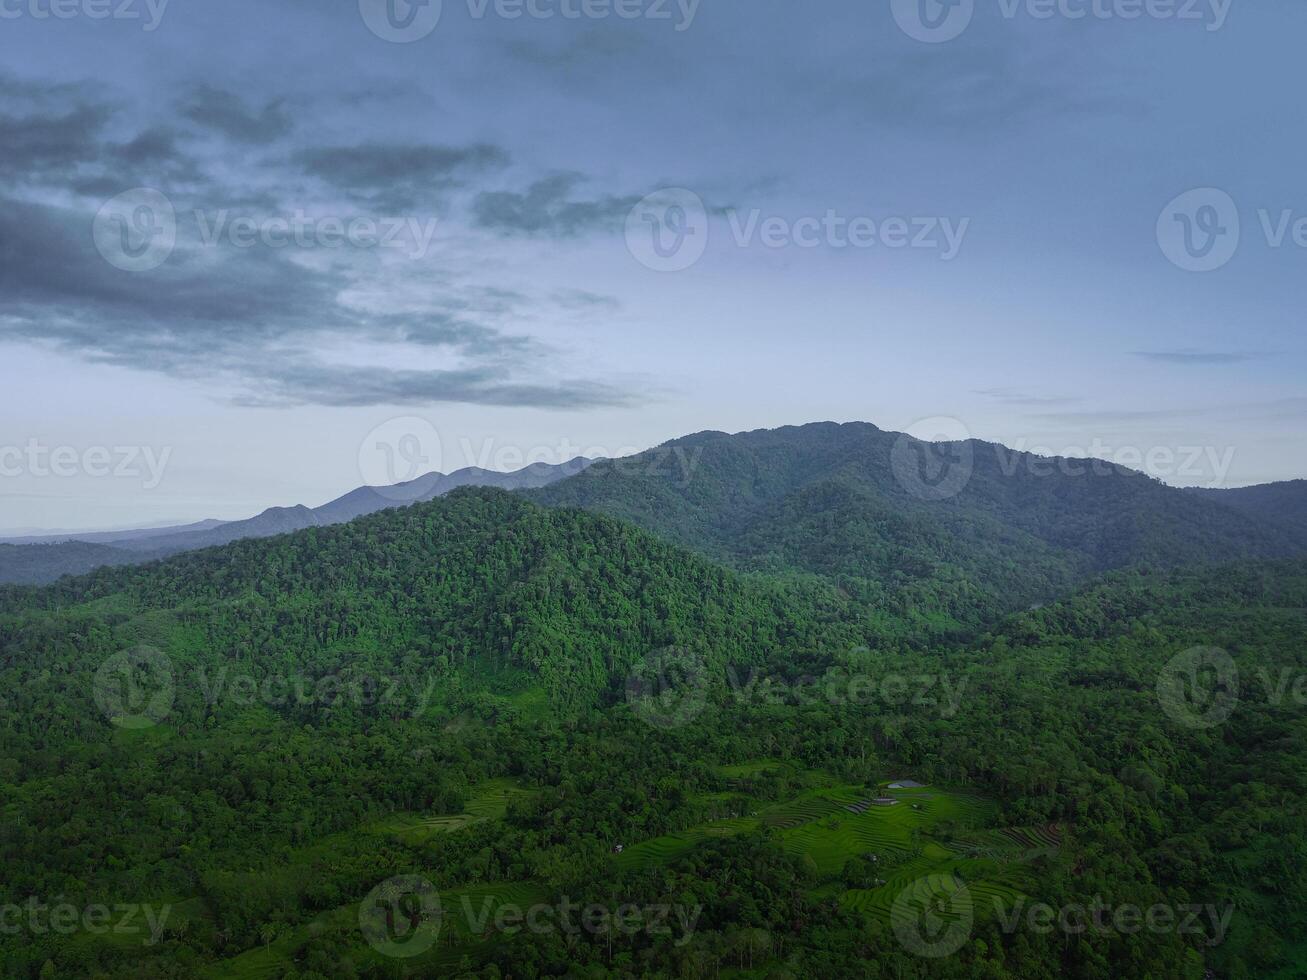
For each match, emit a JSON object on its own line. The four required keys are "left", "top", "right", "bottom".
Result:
{"left": 1, "top": 0, "right": 1304, "bottom": 531}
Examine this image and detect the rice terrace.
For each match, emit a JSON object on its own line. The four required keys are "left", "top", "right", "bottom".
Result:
{"left": 616, "top": 764, "right": 1057, "bottom": 933}
{"left": 57, "top": 763, "right": 1061, "bottom": 977}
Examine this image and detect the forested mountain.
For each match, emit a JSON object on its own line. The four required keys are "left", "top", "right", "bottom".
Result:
{"left": 532, "top": 423, "right": 1299, "bottom": 625}
{"left": 1, "top": 482, "right": 1304, "bottom": 978}
{"left": 0, "top": 459, "right": 592, "bottom": 586}
{"left": 0, "top": 488, "right": 856, "bottom": 734}
{"left": 0, "top": 540, "right": 160, "bottom": 585}
{"left": 1187, "top": 480, "right": 1307, "bottom": 547}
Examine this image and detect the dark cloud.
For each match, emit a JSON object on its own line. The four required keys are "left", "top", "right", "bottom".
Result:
{"left": 473, "top": 174, "right": 639, "bottom": 237}
{"left": 111, "top": 126, "right": 184, "bottom": 165}
{"left": 179, "top": 85, "right": 294, "bottom": 144}
{"left": 231, "top": 363, "right": 634, "bottom": 410}
{"left": 0, "top": 82, "right": 204, "bottom": 195}
{"left": 0, "top": 102, "right": 113, "bottom": 181}
{"left": 0, "top": 196, "right": 637, "bottom": 411}
{"left": 295, "top": 142, "right": 509, "bottom": 209}
{"left": 1131, "top": 350, "right": 1262, "bottom": 365}
{"left": 0, "top": 74, "right": 634, "bottom": 411}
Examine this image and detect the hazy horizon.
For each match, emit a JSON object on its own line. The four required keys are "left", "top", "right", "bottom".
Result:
{"left": 3, "top": 417, "right": 1299, "bottom": 538}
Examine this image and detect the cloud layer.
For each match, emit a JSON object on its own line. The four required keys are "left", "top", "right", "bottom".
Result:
{"left": 0, "top": 76, "right": 643, "bottom": 410}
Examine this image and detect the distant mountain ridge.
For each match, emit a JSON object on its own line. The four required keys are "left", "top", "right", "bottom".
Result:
{"left": 530, "top": 422, "right": 1307, "bottom": 628}
{"left": 0, "top": 519, "right": 228, "bottom": 546}
{"left": 1185, "top": 480, "right": 1307, "bottom": 546}
{"left": 5, "top": 421, "right": 1306, "bottom": 601}
{"left": 0, "top": 458, "right": 593, "bottom": 585}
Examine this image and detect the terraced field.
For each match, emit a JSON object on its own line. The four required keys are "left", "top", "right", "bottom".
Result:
{"left": 944, "top": 824, "right": 1063, "bottom": 860}
{"left": 615, "top": 815, "right": 759, "bottom": 871}
{"left": 208, "top": 880, "right": 555, "bottom": 980}
{"left": 206, "top": 770, "right": 1057, "bottom": 976}
{"left": 367, "top": 779, "right": 533, "bottom": 843}
{"left": 200, "top": 781, "right": 540, "bottom": 979}
{"left": 614, "top": 767, "right": 1058, "bottom": 932}
{"left": 714, "top": 760, "right": 792, "bottom": 781}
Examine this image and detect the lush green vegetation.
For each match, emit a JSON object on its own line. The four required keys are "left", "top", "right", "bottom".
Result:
{"left": 2, "top": 427, "right": 1305, "bottom": 978}
{"left": 532, "top": 423, "right": 1298, "bottom": 627}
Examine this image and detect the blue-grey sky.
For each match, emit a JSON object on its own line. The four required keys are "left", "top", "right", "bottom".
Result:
{"left": 1, "top": 0, "right": 1304, "bottom": 531}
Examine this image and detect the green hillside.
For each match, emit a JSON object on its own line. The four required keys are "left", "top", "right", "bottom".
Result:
{"left": 1, "top": 468, "right": 1305, "bottom": 978}
{"left": 532, "top": 422, "right": 1298, "bottom": 624}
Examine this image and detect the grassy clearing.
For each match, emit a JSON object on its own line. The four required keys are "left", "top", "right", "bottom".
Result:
{"left": 200, "top": 768, "right": 1055, "bottom": 976}
{"left": 366, "top": 778, "right": 533, "bottom": 843}
{"left": 185, "top": 780, "right": 536, "bottom": 978}
{"left": 615, "top": 765, "right": 1057, "bottom": 930}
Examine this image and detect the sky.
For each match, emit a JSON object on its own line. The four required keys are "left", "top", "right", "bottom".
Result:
{"left": 1, "top": 0, "right": 1304, "bottom": 532}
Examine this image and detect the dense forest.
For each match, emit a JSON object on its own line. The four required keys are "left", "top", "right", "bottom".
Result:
{"left": 532, "top": 424, "right": 1301, "bottom": 623}
{"left": 2, "top": 425, "right": 1305, "bottom": 978}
